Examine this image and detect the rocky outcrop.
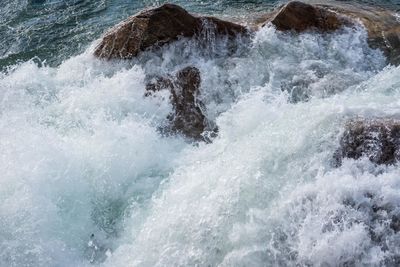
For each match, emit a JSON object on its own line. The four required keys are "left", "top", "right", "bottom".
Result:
{"left": 260, "top": 1, "right": 400, "bottom": 65}
{"left": 269, "top": 1, "right": 345, "bottom": 32}
{"left": 94, "top": 4, "right": 248, "bottom": 59}
{"left": 328, "top": 4, "right": 400, "bottom": 65}
{"left": 146, "top": 67, "right": 217, "bottom": 141}
{"left": 334, "top": 119, "right": 400, "bottom": 166}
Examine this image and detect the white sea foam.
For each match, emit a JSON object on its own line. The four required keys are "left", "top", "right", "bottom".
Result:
{"left": 1, "top": 21, "right": 399, "bottom": 266}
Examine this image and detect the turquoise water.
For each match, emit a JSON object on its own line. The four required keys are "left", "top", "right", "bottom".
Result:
{"left": 1, "top": 0, "right": 399, "bottom": 69}
{"left": 2, "top": 1, "right": 400, "bottom": 266}
{"left": 0, "top": 0, "right": 279, "bottom": 68}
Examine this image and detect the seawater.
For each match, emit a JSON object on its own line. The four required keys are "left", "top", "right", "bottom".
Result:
{"left": 1, "top": 0, "right": 400, "bottom": 266}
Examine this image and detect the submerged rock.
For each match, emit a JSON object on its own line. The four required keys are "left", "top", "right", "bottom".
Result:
{"left": 146, "top": 67, "right": 217, "bottom": 141}
{"left": 269, "top": 1, "right": 345, "bottom": 32}
{"left": 94, "top": 4, "right": 248, "bottom": 59}
{"left": 334, "top": 119, "right": 400, "bottom": 166}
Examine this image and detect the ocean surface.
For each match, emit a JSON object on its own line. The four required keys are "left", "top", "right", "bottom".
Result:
{"left": 2, "top": 0, "right": 400, "bottom": 266}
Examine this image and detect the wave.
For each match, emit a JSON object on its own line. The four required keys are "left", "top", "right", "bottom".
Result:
{"left": 1, "top": 9, "right": 400, "bottom": 266}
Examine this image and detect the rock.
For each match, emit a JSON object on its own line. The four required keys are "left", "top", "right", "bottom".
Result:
{"left": 260, "top": 1, "right": 400, "bottom": 65}
{"left": 334, "top": 119, "right": 400, "bottom": 166}
{"left": 146, "top": 67, "right": 217, "bottom": 141}
{"left": 269, "top": 1, "right": 344, "bottom": 32}
{"left": 169, "top": 67, "right": 207, "bottom": 140}
{"left": 145, "top": 76, "right": 173, "bottom": 96}
{"left": 328, "top": 4, "right": 400, "bottom": 65}
{"left": 200, "top": 16, "right": 248, "bottom": 37}
{"left": 94, "top": 4, "right": 248, "bottom": 59}
{"left": 390, "top": 215, "right": 400, "bottom": 233}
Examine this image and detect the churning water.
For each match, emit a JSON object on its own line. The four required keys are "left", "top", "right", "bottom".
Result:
{"left": 2, "top": 0, "right": 400, "bottom": 266}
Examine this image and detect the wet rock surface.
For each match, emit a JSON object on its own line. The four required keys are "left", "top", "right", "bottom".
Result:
{"left": 146, "top": 67, "right": 216, "bottom": 142}
{"left": 329, "top": 4, "right": 400, "bottom": 65}
{"left": 269, "top": 1, "right": 345, "bottom": 32}
{"left": 334, "top": 119, "right": 400, "bottom": 166}
{"left": 260, "top": 1, "right": 400, "bottom": 65}
{"left": 94, "top": 4, "right": 196, "bottom": 59}
{"left": 94, "top": 4, "right": 248, "bottom": 59}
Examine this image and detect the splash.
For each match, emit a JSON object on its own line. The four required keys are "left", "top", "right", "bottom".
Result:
{"left": 1, "top": 15, "right": 400, "bottom": 267}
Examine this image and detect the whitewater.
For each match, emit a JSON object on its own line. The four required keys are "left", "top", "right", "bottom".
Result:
{"left": 2, "top": 1, "right": 400, "bottom": 266}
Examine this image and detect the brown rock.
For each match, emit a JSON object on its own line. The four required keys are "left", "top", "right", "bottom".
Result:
{"left": 328, "top": 4, "right": 400, "bottom": 65}
{"left": 170, "top": 67, "right": 206, "bottom": 140}
{"left": 260, "top": 1, "right": 400, "bottom": 65}
{"left": 270, "top": 1, "right": 344, "bottom": 32}
{"left": 334, "top": 119, "right": 400, "bottom": 166}
{"left": 94, "top": 4, "right": 248, "bottom": 59}
{"left": 201, "top": 16, "right": 249, "bottom": 36}
{"left": 146, "top": 67, "right": 217, "bottom": 141}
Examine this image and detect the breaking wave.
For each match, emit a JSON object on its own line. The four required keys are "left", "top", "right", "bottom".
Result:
{"left": 2, "top": 6, "right": 400, "bottom": 266}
